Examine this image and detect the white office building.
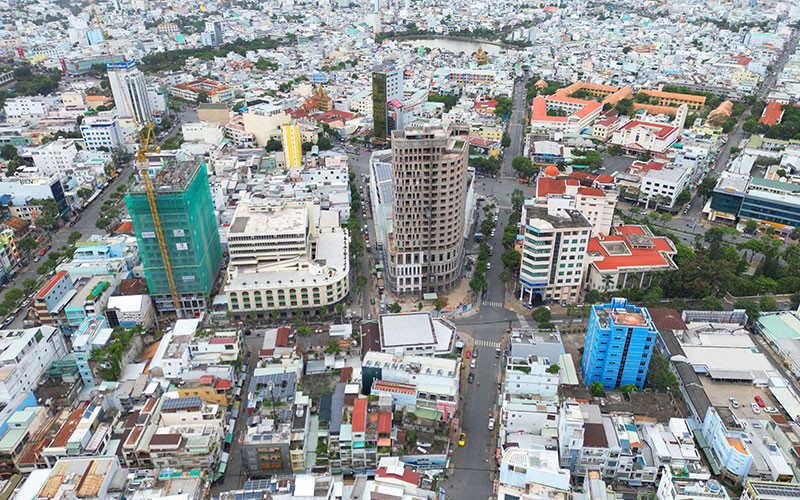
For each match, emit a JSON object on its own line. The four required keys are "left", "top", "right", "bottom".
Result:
{"left": 517, "top": 199, "right": 592, "bottom": 305}
{"left": 641, "top": 164, "right": 692, "bottom": 209}
{"left": 106, "top": 60, "right": 152, "bottom": 125}
{"left": 225, "top": 198, "right": 350, "bottom": 316}
{"left": 80, "top": 115, "right": 124, "bottom": 151}
{"left": 4, "top": 97, "right": 48, "bottom": 120}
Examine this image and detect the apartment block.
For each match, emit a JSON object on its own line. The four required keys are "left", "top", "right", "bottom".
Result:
{"left": 34, "top": 270, "right": 75, "bottom": 326}
{"left": 700, "top": 406, "right": 753, "bottom": 485}
{"left": 517, "top": 200, "right": 592, "bottom": 305}
{"left": 225, "top": 198, "right": 349, "bottom": 317}
{"left": 388, "top": 124, "right": 470, "bottom": 293}
{"left": 504, "top": 355, "right": 560, "bottom": 398}
{"left": 105, "top": 294, "right": 155, "bottom": 329}
{"left": 581, "top": 297, "right": 657, "bottom": 390}
{"left": 72, "top": 315, "right": 113, "bottom": 388}
{"left": 657, "top": 467, "right": 729, "bottom": 500}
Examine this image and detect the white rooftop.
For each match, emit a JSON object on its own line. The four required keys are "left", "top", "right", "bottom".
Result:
{"left": 380, "top": 312, "right": 436, "bottom": 347}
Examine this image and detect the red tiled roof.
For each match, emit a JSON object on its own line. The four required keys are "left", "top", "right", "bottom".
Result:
{"left": 536, "top": 177, "right": 567, "bottom": 196}
{"left": 276, "top": 327, "right": 290, "bottom": 347}
{"left": 473, "top": 99, "right": 498, "bottom": 110}
{"left": 759, "top": 101, "right": 784, "bottom": 126}
{"left": 469, "top": 137, "right": 493, "bottom": 148}
{"left": 339, "top": 366, "right": 352, "bottom": 383}
{"left": 199, "top": 375, "right": 214, "bottom": 385}
{"left": 317, "top": 109, "right": 354, "bottom": 124}
{"left": 149, "top": 433, "right": 181, "bottom": 447}
{"left": 116, "top": 221, "right": 133, "bottom": 233}
{"left": 376, "top": 465, "right": 420, "bottom": 485}
{"left": 588, "top": 229, "right": 675, "bottom": 272}
{"left": 352, "top": 398, "right": 367, "bottom": 433}
{"left": 215, "top": 378, "right": 232, "bottom": 390}
{"left": 377, "top": 412, "right": 392, "bottom": 434}
{"left": 733, "top": 55, "right": 752, "bottom": 66}
{"left": 595, "top": 174, "right": 615, "bottom": 184}
{"left": 531, "top": 96, "right": 567, "bottom": 123}
{"left": 577, "top": 187, "right": 605, "bottom": 196}
{"left": 614, "top": 225, "right": 646, "bottom": 236}
{"left": 647, "top": 308, "right": 688, "bottom": 331}
{"left": 49, "top": 408, "right": 84, "bottom": 448}
{"left": 209, "top": 337, "right": 235, "bottom": 344}
{"left": 621, "top": 120, "right": 678, "bottom": 139}
{"left": 36, "top": 270, "right": 68, "bottom": 299}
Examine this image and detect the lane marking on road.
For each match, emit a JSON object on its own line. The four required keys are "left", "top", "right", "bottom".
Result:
{"left": 517, "top": 314, "right": 530, "bottom": 329}
{"left": 474, "top": 339, "right": 501, "bottom": 348}
{"left": 482, "top": 301, "right": 503, "bottom": 308}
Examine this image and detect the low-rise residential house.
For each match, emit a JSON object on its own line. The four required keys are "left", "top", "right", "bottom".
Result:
{"left": 0, "top": 326, "right": 67, "bottom": 403}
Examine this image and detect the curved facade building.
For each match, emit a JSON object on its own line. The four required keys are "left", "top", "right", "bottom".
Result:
{"left": 388, "top": 124, "right": 470, "bottom": 293}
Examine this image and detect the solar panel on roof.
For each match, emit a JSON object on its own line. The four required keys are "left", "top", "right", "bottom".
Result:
{"left": 162, "top": 396, "right": 203, "bottom": 410}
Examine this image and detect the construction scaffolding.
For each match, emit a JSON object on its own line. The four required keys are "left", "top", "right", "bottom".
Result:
{"left": 125, "top": 159, "right": 222, "bottom": 315}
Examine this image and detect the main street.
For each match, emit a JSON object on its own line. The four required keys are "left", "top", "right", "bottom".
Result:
{"left": 501, "top": 76, "right": 530, "bottom": 178}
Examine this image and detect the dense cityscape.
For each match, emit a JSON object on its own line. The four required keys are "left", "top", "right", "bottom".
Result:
{"left": 0, "top": 0, "right": 800, "bottom": 499}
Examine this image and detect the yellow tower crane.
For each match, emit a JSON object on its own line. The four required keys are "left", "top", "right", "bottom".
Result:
{"left": 92, "top": 3, "right": 183, "bottom": 315}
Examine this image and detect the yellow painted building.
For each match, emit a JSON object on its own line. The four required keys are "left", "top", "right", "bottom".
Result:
{"left": 177, "top": 377, "right": 231, "bottom": 406}
{"left": 281, "top": 123, "right": 303, "bottom": 169}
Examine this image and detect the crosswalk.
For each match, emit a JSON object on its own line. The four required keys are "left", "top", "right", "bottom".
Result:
{"left": 474, "top": 339, "right": 501, "bottom": 348}
{"left": 482, "top": 300, "right": 503, "bottom": 308}
{"left": 517, "top": 313, "right": 530, "bottom": 329}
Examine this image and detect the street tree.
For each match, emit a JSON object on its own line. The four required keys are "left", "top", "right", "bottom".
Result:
{"left": 531, "top": 306, "right": 551, "bottom": 323}
{"left": 511, "top": 188, "right": 525, "bottom": 212}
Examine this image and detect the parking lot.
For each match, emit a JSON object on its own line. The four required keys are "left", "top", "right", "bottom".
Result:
{"left": 701, "top": 377, "right": 781, "bottom": 420}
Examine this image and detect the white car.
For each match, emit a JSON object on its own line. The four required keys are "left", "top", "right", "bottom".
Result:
{"left": 470, "top": 359, "right": 476, "bottom": 369}
{"left": 729, "top": 398, "right": 740, "bottom": 409}
{"left": 487, "top": 418, "right": 496, "bottom": 431}
{"left": 751, "top": 403, "right": 761, "bottom": 414}
{"left": 765, "top": 406, "right": 778, "bottom": 414}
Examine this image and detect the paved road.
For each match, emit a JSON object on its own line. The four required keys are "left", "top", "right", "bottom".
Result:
{"left": 500, "top": 76, "right": 530, "bottom": 178}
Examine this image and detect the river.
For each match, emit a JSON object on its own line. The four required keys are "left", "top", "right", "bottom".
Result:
{"left": 402, "top": 38, "right": 503, "bottom": 55}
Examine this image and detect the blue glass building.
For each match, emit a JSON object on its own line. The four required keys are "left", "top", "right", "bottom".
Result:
{"left": 581, "top": 297, "right": 657, "bottom": 390}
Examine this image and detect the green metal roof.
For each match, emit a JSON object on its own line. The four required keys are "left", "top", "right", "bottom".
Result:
{"left": 757, "top": 313, "right": 800, "bottom": 341}
{"left": 749, "top": 176, "right": 800, "bottom": 193}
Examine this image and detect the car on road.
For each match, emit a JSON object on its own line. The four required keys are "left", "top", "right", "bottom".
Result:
{"left": 370, "top": 298, "right": 375, "bottom": 305}
{"left": 729, "top": 398, "right": 739, "bottom": 408}
{"left": 495, "top": 348, "right": 501, "bottom": 358}
{"left": 755, "top": 395, "right": 766, "bottom": 407}
{"left": 464, "top": 349, "right": 472, "bottom": 359}
{"left": 468, "top": 372, "right": 474, "bottom": 384}
{"left": 472, "top": 348, "right": 478, "bottom": 358}
{"left": 751, "top": 403, "right": 761, "bottom": 414}
{"left": 765, "top": 406, "right": 778, "bottom": 414}
{"left": 487, "top": 418, "right": 495, "bottom": 431}
{"left": 487, "top": 262, "right": 492, "bottom": 270}
{"left": 37, "top": 248, "right": 47, "bottom": 257}
{"left": 458, "top": 433, "right": 466, "bottom": 446}
{"left": 470, "top": 359, "right": 476, "bottom": 369}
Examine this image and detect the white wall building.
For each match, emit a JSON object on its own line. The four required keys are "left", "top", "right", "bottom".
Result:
{"left": 505, "top": 355, "right": 560, "bottom": 398}
{"left": 106, "top": 60, "right": 152, "bottom": 125}
{"left": 517, "top": 200, "right": 592, "bottom": 305}
{"left": 182, "top": 121, "right": 224, "bottom": 145}
{"left": 31, "top": 139, "right": 78, "bottom": 176}
{"left": 0, "top": 326, "right": 68, "bottom": 403}
{"left": 641, "top": 164, "right": 692, "bottom": 209}
{"left": 80, "top": 115, "right": 124, "bottom": 151}
{"left": 498, "top": 448, "right": 571, "bottom": 494}
{"left": 225, "top": 198, "right": 350, "bottom": 316}
{"left": 4, "top": 97, "right": 48, "bottom": 120}
{"left": 534, "top": 175, "right": 617, "bottom": 236}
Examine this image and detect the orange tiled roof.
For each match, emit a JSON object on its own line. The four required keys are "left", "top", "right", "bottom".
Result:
{"left": 759, "top": 101, "right": 784, "bottom": 126}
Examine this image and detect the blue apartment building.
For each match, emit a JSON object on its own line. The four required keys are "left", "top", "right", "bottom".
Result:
{"left": 581, "top": 297, "right": 658, "bottom": 390}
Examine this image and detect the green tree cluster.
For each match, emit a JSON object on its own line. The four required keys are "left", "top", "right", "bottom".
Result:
{"left": 139, "top": 37, "right": 286, "bottom": 73}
